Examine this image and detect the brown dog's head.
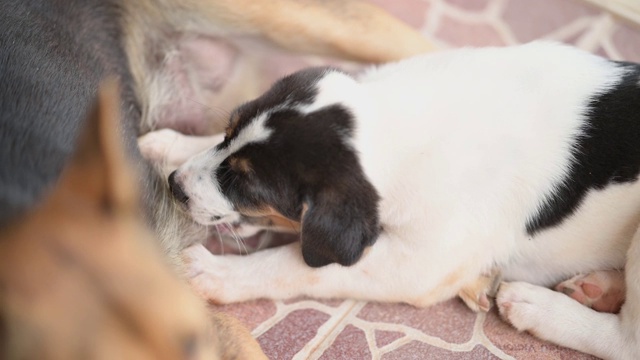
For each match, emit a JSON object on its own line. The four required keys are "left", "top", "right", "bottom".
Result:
{"left": 169, "top": 68, "right": 381, "bottom": 268}
{"left": 0, "top": 82, "right": 218, "bottom": 360}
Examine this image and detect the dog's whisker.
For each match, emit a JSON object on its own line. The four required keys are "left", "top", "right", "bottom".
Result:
{"left": 286, "top": 218, "right": 300, "bottom": 236}
{"left": 186, "top": 97, "right": 231, "bottom": 123}
{"left": 224, "top": 222, "right": 249, "bottom": 255}
{"left": 213, "top": 224, "right": 225, "bottom": 255}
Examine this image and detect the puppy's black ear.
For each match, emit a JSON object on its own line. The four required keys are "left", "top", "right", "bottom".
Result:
{"left": 300, "top": 180, "right": 380, "bottom": 267}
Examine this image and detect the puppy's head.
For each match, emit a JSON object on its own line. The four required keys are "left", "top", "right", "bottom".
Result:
{"left": 171, "top": 68, "right": 381, "bottom": 267}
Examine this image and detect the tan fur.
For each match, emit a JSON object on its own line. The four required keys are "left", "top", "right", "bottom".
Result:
{"left": 0, "top": 82, "right": 265, "bottom": 359}
{"left": 411, "top": 267, "right": 468, "bottom": 307}
{"left": 458, "top": 270, "right": 502, "bottom": 312}
{"left": 264, "top": 215, "right": 301, "bottom": 233}
{"left": 122, "top": 0, "right": 434, "bottom": 133}
{"left": 226, "top": 113, "right": 240, "bottom": 138}
{"left": 229, "top": 156, "right": 253, "bottom": 174}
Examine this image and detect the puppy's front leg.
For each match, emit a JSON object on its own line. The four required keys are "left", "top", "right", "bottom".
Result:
{"left": 183, "top": 234, "right": 479, "bottom": 307}
{"left": 185, "top": 241, "right": 420, "bottom": 303}
{"left": 139, "top": 129, "right": 224, "bottom": 172}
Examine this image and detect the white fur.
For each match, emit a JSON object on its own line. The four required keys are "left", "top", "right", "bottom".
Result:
{"left": 145, "top": 42, "right": 640, "bottom": 359}
{"left": 172, "top": 113, "right": 272, "bottom": 225}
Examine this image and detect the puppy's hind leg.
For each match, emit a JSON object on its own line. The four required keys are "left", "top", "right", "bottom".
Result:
{"left": 458, "top": 269, "right": 501, "bottom": 312}
{"left": 555, "top": 270, "right": 625, "bottom": 313}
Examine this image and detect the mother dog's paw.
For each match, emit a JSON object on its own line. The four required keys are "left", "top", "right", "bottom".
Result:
{"left": 497, "top": 282, "right": 563, "bottom": 335}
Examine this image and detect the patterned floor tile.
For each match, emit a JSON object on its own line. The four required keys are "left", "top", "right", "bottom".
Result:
{"left": 435, "top": 13, "right": 507, "bottom": 46}
{"left": 504, "top": 0, "right": 599, "bottom": 42}
{"left": 383, "top": 343, "right": 499, "bottom": 360}
{"left": 318, "top": 325, "right": 373, "bottom": 360}
{"left": 375, "top": 330, "right": 406, "bottom": 348}
{"left": 356, "top": 300, "right": 477, "bottom": 345}
{"left": 257, "top": 309, "right": 331, "bottom": 359}
{"left": 215, "top": 299, "right": 277, "bottom": 331}
{"left": 612, "top": 21, "right": 640, "bottom": 61}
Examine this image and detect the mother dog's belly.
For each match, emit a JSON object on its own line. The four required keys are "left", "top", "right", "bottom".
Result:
{"left": 502, "top": 180, "right": 640, "bottom": 286}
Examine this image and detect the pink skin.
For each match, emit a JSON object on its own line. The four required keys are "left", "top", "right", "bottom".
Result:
{"left": 205, "top": 225, "right": 298, "bottom": 255}
{"left": 555, "top": 270, "right": 626, "bottom": 313}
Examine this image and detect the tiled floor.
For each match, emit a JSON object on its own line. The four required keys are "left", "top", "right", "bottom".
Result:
{"left": 212, "top": 0, "right": 640, "bottom": 359}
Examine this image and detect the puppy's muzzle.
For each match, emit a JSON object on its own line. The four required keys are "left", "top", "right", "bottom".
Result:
{"left": 168, "top": 170, "right": 189, "bottom": 205}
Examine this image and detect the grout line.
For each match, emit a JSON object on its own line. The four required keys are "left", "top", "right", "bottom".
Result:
{"left": 292, "top": 300, "right": 363, "bottom": 360}
{"left": 474, "top": 312, "right": 516, "bottom": 360}
{"left": 251, "top": 301, "right": 288, "bottom": 338}
{"left": 574, "top": 14, "right": 617, "bottom": 52}
{"left": 438, "top": 1, "right": 496, "bottom": 23}
{"left": 377, "top": 335, "right": 412, "bottom": 356}
{"left": 580, "top": 0, "right": 640, "bottom": 26}
{"left": 485, "top": 0, "right": 519, "bottom": 45}
{"left": 491, "top": 18, "right": 519, "bottom": 45}
{"left": 601, "top": 35, "right": 624, "bottom": 60}
{"left": 251, "top": 300, "right": 340, "bottom": 338}
{"left": 424, "top": 0, "right": 444, "bottom": 35}
{"left": 351, "top": 316, "right": 480, "bottom": 354}
{"left": 363, "top": 327, "right": 380, "bottom": 359}
{"left": 540, "top": 17, "right": 597, "bottom": 42}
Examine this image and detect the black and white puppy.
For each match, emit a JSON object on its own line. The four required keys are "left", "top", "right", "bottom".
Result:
{"left": 143, "top": 42, "right": 640, "bottom": 359}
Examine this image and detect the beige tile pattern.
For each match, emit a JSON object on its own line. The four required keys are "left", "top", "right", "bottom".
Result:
{"left": 214, "top": 0, "right": 640, "bottom": 358}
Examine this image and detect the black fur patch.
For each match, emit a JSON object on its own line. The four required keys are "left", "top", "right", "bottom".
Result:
{"left": 0, "top": 0, "right": 140, "bottom": 226}
{"left": 220, "top": 67, "right": 331, "bottom": 148}
{"left": 526, "top": 62, "right": 640, "bottom": 235}
{"left": 218, "top": 70, "right": 381, "bottom": 267}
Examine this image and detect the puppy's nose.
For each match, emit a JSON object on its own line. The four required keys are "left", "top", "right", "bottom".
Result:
{"left": 168, "top": 171, "right": 190, "bottom": 205}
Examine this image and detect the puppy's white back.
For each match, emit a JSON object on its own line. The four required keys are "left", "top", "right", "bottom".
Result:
{"left": 324, "top": 42, "right": 640, "bottom": 285}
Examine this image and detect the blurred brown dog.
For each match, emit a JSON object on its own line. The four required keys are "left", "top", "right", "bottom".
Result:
{"left": 1, "top": 1, "right": 431, "bottom": 357}
{"left": 0, "top": 82, "right": 266, "bottom": 360}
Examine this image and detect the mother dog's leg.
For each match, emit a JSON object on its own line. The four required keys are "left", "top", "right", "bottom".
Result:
{"left": 497, "top": 227, "right": 640, "bottom": 359}
{"left": 228, "top": 0, "right": 435, "bottom": 62}
{"left": 140, "top": 0, "right": 434, "bottom": 63}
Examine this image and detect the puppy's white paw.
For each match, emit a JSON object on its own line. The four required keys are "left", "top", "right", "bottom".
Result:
{"left": 181, "top": 244, "right": 232, "bottom": 304}
{"left": 497, "top": 281, "right": 564, "bottom": 335}
{"left": 138, "top": 128, "right": 181, "bottom": 163}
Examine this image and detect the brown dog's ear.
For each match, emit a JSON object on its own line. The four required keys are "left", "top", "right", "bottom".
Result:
{"left": 300, "top": 181, "right": 381, "bottom": 267}
{"left": 60, "top": 79, "right": 137, "bottom": 213}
